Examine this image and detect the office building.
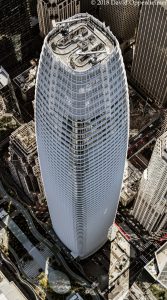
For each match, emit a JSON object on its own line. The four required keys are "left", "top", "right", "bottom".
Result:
{"left": 0, "top": 69, "right": 20, "bottom": 142}
{"left": 0, "top": 96, "right": 6, "bottom": 118}
{"left": 80, "top": 0, "right": 99, "bottom": 16}
{"left": 28, "top": 0, "right": 39, "bottom": 31}
{"left": 133, "top": 132, "right": 167, "bottom": 233}
{"left": 120, "top": 161, "right": 142, "bottom": 207}
{"left": 0, "top": 66, "right": 20, "bottom": 114}
{"left": 37, "top": 0, "right": 80, "bottom": 37}
{"left": 35, "top": 13, "right": 129, "bottom": 258}
{"left": 29, "top": 0, "right": 38, "bottom": 17}
{"left": 13, "top": 65, "right": 37, "bottom": 102}
{"left": 131, "top": 3, "right": 167, "bottom": 108}
{"left": 99, "top": 1, "right": 139, "bottom": 43}
{"left": 80, "top": 0, "right": 91, "bottom": 13}
{"left": 0, "top": 68, "right": 20, "bottom": 144}
{"left": 145, "top": 241, "right": 167, "bottom": 290}
{"left": 108, "top": 224, "right": 131, "bottom": 300}
{"left": 8, "top": 121, "right": 45, "bottom": 203}
{"left": 0, "top": 0, "right": 34, "bottom": 75}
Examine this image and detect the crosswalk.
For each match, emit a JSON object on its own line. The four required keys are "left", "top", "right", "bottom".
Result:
{"left": 140, "top": 255, "right": 148, "bottom": 264}
{"left": 22, "top": 259, "right": 40, "bottom": 278}
{"left": 22, "top": 242, "right": 53, "bottom": 279}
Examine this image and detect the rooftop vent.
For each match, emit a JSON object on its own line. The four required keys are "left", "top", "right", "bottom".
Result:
{"left": 89, "top": 55, "right": 98, "bottom": 65}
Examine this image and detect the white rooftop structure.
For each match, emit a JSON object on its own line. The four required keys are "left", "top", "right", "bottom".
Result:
{"left": 66, "top": 293, "right": 84, "bottom": 300}
{"left": 0, "top": 271, "right": 28, "bottom": 300}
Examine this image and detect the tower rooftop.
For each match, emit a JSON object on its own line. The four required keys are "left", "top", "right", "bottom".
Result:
{"left": 48, "top": 15, "right": 115, "bottom": 71}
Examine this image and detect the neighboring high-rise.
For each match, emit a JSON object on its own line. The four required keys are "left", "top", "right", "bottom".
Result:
{"left": 131, "top": 3, "right": 167, "bottom": 108}
{"left": 13, "top": 65, "right": 37, "bottom": 102}
{"left": 80, "top": 0, "right": 91, "bottom": 13}
{"left": 133, "top": 132, "right": 167, "bottom": 233}
{"left": 37, "top": 0, "right": 80, "bottom": 37}
{"left": 35, "top": 13, "right": 129, "bottom": 258}
{"left": 0, "top": 66, "right": 20, "bottom": 114}
{"left": 99, "top": 1, "right": 139, "bottom": 43}
{"left": 0, "top": 0, "right": 34, "bottom": 75}
{"left": 80, "top": 0, "right": 99, "bottom": 16}
{"left": 29, "top": 0, "right": 38, "bottom": 17}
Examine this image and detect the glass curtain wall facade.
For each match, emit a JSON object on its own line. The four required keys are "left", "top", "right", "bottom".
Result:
{"left": 0, "top": 0, "right": 33, "bottom": 75}
{"left": 131, "top": 3, "right": 167, "bottom": 108}
{"left": 133, "top": 132, "right": 167, "bottom": 233}
{"left": 99, "top": 0, "right": 139, "bottom": 43}
{"left": 35, "top": 13, "right": 129, "bottom": 258}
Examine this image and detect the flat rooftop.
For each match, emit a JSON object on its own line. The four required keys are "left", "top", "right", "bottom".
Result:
{"left": 0, "top": 96, "right": 6, "bottom": 117}
{"left": 121, "top": 160, "right": 142, "bottom": 205}
{"left": 0, "top": 270, "right": 28, "bottom": 300}
{"left": 13, "top": 66, "right": 37, "bottom": 93}
{"left": 48, "top": 16, "right": 115, "bottom": 71}
{"left": 145, "top": 241, "right": 167, "bottom": 289}
{"left": 108, "top": 224, "right": 130, "bottom": 287}
{"left": 10, "top": 121, "right": 36, "bottom": 154}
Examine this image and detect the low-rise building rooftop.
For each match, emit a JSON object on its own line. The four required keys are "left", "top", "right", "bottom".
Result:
{"left": 120, "top": 160, "right": 142, "bottom": 206}
{"left": 145, "top": 241, "right": 167, "bottom": 289}
{"left": 0, "top": 96, "right": 6, "bottom": 117}
{"left": 10, "top": 121, "right": 36, "bottom": 156}
{"left": 13, "top": 66, "right": 36, "bottom": 93}
{"left": 108, "top": 224, "right": 132, "bottom": 300}
{"left": 0, "top": 270, "right": 28, "bottom": 300}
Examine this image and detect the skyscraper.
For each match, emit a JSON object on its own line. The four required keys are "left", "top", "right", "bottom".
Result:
{"left": 133, "top": 131, "right": 167, "bottom": 233}
{"left": 80, "top": 0, "right": 99, "bottom": 16}
{"left": 131, "top": 2, "right": 167, "bottom": 108}
{"left": 35, "top": 13, "right": 129, "bottom": 258}
{"left": 99, "top": 1, "right": 139, "bottom": 43}
{"left": 0, "top": 0, "right": 33, "bottom": 75}
{"left": 29, "top": 0, "right": 38, "bottom": 17}
{"left": 37, "top": 0, "right": 80, "bottom": 37}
